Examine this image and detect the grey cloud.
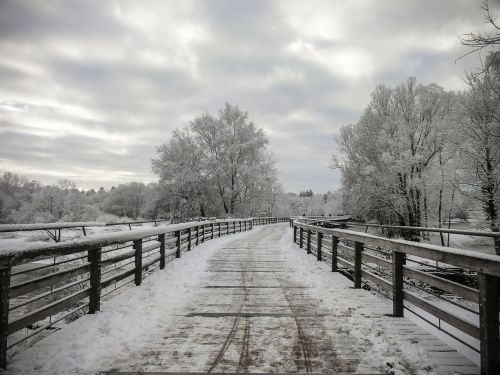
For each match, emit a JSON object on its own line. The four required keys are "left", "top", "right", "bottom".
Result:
{"left": 0, "top": 0, "right": 492, "bottom": 193}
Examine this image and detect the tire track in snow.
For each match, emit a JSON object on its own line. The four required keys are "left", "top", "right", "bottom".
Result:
{"left": 207, "top": 262, "right": 249, "bottom": 373}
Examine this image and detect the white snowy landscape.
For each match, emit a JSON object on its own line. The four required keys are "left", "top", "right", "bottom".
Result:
{"left": 0, "top": 0, "right": 499, "bottom": 374}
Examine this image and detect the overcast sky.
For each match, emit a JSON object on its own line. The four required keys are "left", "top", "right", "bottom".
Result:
{"left": 0, "top": 0, "right": 496, "bottom": 193}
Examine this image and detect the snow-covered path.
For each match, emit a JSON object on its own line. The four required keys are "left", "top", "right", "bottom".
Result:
{"left": 8, "top": 224, "right": 479, "bottom": 374}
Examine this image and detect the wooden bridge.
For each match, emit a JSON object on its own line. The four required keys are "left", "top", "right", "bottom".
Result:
{"left": 0, "top": 218, "right": 498, "bottom": 374}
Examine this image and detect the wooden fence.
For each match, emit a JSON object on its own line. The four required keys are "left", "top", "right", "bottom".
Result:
{"left": 0, "top": 217, "right": 288, "bottom": 369}
{"left": 293, "top": 221, "right": 500, "bottom": 375}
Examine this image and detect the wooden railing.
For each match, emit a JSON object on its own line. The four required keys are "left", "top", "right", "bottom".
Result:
{"left": 0, "top": 217, "right": 289, "bottom": 243}
{"left": 0, "top": 217, "right": 288, "bottom": 369}
{"left": 293, "top": 221, "right": 500, "bottom": 375}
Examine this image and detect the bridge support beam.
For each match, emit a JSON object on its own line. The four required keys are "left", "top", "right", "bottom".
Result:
{"left": 331, "top": 236, "right": 338, "bottom": 272}
{"left": 175, "top": 231, "right": 181, "bottom": 258}
{"left": 478, "top": 273, "right": 499, "bottom": 375}
{"left": 0, "top": 266, "right": 11, "bottom": 370}
{"left": 134, "top": 239, "right": 143, "bottom": 286}
{"left": 317, "top": 232, "right": 322, "bottom": 261}
{"left": 354, "top": 241, "right": 363, "bottom": 288}
{"left": 159, "top": 234, "right": 166, "bottom": 269}
{"left": 392, "top": 251, "right": 404, "bottom": 317}
{"left": 88, "top": 247, "right": 102, "bottom": 313}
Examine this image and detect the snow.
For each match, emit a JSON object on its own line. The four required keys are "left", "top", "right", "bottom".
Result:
{"left": 278, "top": 229, "right": 441, "bottom": 375}
{"left": 0, "top": 219, "right": 252, "bottom": 258}
{"left": 7, "top": 226, "right": 263, "bottom": 375}
{"left": 0, "top": 222, "right": 104, "bottom": 232}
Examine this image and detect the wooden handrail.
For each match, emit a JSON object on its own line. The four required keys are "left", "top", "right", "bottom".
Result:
{"left": 293, "top": 221, "right": 500, "bottom": 375}
{"left": 0, "top": 217, "right": 289, "bottom": 370}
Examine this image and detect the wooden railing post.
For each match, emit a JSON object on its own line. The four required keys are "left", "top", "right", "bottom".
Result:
{"left": 239, "top": 220, "right": 242, "bottom": 232}
{"left": 159, "top": 234, "right": 166, "bottom": 269}
{"left": 134, "top": 239, "right": 143, "bottom": 286}
{"left": 0, "top": 265, "right": 11, "bottom": 370}
{"left": 331, "top": 236, "right": 338, "bottom": 272}
{"left": 211, "top": 223, "right": 214, "bottom": 239}
{"left": 317, "top": 232, "right": 322, "bottom": 261}
{"left": 218, "top": 222, "right": 221, "bottom": 237}
{"left": 307, "top": 229, "right": 312, "bottom": 254}
{"left": 188, "top": 228, "right": 192, "bottom": 251}
{"left": 202, "top": 225, "right": 205, "bottom": 243}
{"left": 354, "top": 241, "right": 363, "bottom": 288}
{"left": 196, "top": 226, "right": 199, "bottom": 246}
{"left": 88, "top": 247, "right": 102, "bottom": 314}
{"left": 293, "top": 226, "right": 297, "bottom": 243}
{"left": 392, "top": 251, "right": 404, "bottom": 317}
{"left": 478, "top": 273, "right": 499, "bottom": 374}
{"left": 175, "top": 230, "right": 181, "bottom": 258}
{"left": 299, "top": 227, "right": 303, "bottom": 248}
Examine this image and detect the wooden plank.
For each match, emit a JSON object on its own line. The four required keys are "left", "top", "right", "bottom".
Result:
{"left": 88, "top": 248, "right": 101, "bottom": 314}
{"left": 0, "top": 267, "right": 10, "bottom": 369}
{"left": 331, "top": 236, "right": 338, "bottom": 272}
{"left": 403, "top": 267, "right": 479, "bottom": 303}
{"left": 159, "top": 234, "right": 165, "bottom": 270}
{"left": 361, "top": 269, "right": 392, "bottom": 292}
{"left": 7, "top": 288, "right": 90, "bottom": 335}
{"left": 175, "top": 230, "right": 181, "bottom": 258}
{"left": 294, "top": 223, "right": 500, "bottom": 277}
{"left": 354, "top": 242, "right": 363, "bottom": 288}
{"left": 478, "top": 273, "right": 499, "bottom": 374}
{"left": 362, "top": 252, "right": 391, "bottom": 270}
{"left": 10, "top": 263, "right": 90, "bottom": 298}
{"left": 392, "top": 251, "right": 404, "bottom": 317}
{"left": 317, "top": 232, "right": 323, "bottom": 261}
{"left": 134, "top": 239, "right": 142, "bottom": 286}
{"left": 403, "top": 290, "right": 479, "bottom": 339}
{"left": 101, "top": 267, "right": 135, "bottom": 289}
{"left": 142, "top": 242, "right": 160, "bottom": 253}
{"left": 307, "top": 230, "right": 311, "bottom": 254}
{"left": 101, "top": 249, "right": 135, "bottom": 268}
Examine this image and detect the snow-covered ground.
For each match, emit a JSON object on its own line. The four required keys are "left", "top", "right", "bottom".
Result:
{"left": 6, "top": 226, "right": 262, "bottom": 375}
{"left": 6, "top": 225, "right": 478, "bottom": 375}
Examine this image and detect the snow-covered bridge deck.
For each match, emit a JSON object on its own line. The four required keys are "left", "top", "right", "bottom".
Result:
{"left": 8, "top": 224, "right": 479, "bottom": 374}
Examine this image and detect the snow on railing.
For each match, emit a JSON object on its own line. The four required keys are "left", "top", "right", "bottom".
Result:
{"left": 0, "top": 217, "right": 289, "bottom": 369}
{"left": 293, "top": 221, "right": 500, "bottom": 374}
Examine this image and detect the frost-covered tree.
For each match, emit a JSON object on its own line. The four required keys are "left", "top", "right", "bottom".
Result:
{"left": 333, "top": 78, "right": 455, "bottom": 239}
{"left": 152, "top": 103, "right": 279, "bottom": 218}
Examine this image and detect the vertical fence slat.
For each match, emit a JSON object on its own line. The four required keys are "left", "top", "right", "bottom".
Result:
{"left": 88, "top": 247, "right": 102, "bottom": 314}
{"left": 299, "top": 227, "right": 303, "bottom": 248}
{"left": 331, "top": 236, "right": 338, "bottom": 272}
{"left": 0, "top": 266, "right": 11, "bottom": 370}
{"left": 354, "top": 241, "right": 363, "bottom": 288}
{"left": 188, "top": 228, "right": 192, "bottom": 251}
{"left": 392, "top": 251, "right": 404, "bottom": 317}
{"left": 175, "top": 230, "right": 181, "bottom": 258}
{"left": 317, "top": 232, "right": 322, "bottom": 261}
{"left": 211, "top": 223, "right": 215, "bottom": 240}
{"left": 134, "top": 239, "right": 142, "bottom": 286}
{"left": 478, "top": 273, "right": 499, "bottom": 374}
{"left": 307, "top": 229, "right": 312, "bottom": 254}
{"left": 159, "top": 234, "right": 165, "bottom": 269}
